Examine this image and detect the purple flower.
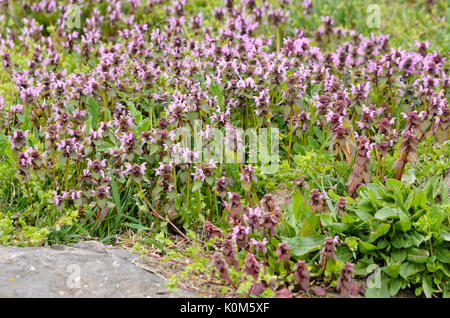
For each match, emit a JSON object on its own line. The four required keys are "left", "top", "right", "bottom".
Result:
{"left": 250, "top": 237, "right": 267, "bottom": 254}
{"left": 276, "top": 242, "right": 291, "bottom": 262}
{"left": 213, "top": 253, "right": 231, "bottom": 282}
{"left": 336, "top": 263, "right": 359, "bottom": 297}
{"left": 244, "top": 252, "right": 260, "bottom": 280}
{"left": 308, "top": 189, "right": 324, "bottom": 212}
{"left": 321, "top": 236, "right": 339, "bottom": 266}
{"left": 231, "top": 225, "right": 249, "bottom": 249}
{"left": 293, "top": 260, "right": 310, "bottom": 292}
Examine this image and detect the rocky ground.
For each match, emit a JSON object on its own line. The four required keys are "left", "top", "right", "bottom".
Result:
{"left": 0, "top": 241, "right": 193, "bottom": 298}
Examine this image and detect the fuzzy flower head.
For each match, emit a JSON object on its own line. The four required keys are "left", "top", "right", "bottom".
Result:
{"left": 308, "top": 189, "right": 324, "bottom": 212}
{"left": 293, "top": 260, "right": 310, "bottom": 292}
{"left": 231, "top": 225, "right": 249, "bottom": 249}
{"left": 250, "top": 237, "right": 267, "bottom": 254}
{"left": 276, "top": 242, "right": 291, "bottom": 262}
{"left": 244, "top": 252, "right": 261, "bottom": 280}
{"left": 321, "top": 236, "right": 339, "bottom": 266}
{"left": 336, "top": 263, "right": 359, "bottom": 297}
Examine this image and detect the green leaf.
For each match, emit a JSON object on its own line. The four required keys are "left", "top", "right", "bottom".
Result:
{"left": 110, "top": 169, "right": 122, "bottom": 215}
{"left": 441, "top": 230, "right": 450, "bottom": 242}
{"left": 374, "top": 207, "right": 399, "bottom": 220}
{"left": 399, "top": 262, "right": 425, "bottom": 279}
{"left": 368, "top": 223, "right": 391, "bottom": 243}
{"left": 141, "top": 237, "right": 165, "bottom": 252}
{"left": 354, "top": 206, "right": 373, "bottom": 222}
{"left": 359, "top": 241, "right": 378, "bottom": 253}
{"left": 391, "top": 234, "right": 405, "bottom": 249}
{"left": 327, "top": 223, "right": 353, "bottom": 234}
{"left": 405, "top": 232, "right": 424, "bottom": 248}
{"left": 389, "top": 278, "right": 402, "bottom": 296}
{"left": 385, "top": 264, "right": 401, "bottom": 279}
{"left": 286, "top": 235, "right": 325, "bottom": 257}
{"left": 391, "top": 248, "right": 407, "bottom": 263}
{"left": 86, "top": 97, "right": 99, "bottom": 130}
{"left": 124, "top": 223, "right": 151, "bottom": 231}
{"left": 406, "top": 248, "right": 430, "bottom": 263}
{"left": 365, "top": 275, "right": 390, "bottom": 298}
{"left": 320, "top": 214, "right": 333, "bottom": 227}
{"left": 422, "top": 275, "right": 433, "bottom": 298}
{"left": 335, "top": 245, "right": 353, "bottom": 263}
{"left": 395, "top": 220, "right": 411, "bottom": 232}
{"left": 191, "top": 180, "right": 202, "bottom": 192}
{"left": 435, "top": 246, "right": 450, "bottom": 263}
{"left": 413, "top": 190, "right": 427, "bottom": 209}
{"left": 444, "top": 281, "right": 450, "bottom": 298}
{"left": 386, "top": 178, "right": 405, "bottom": 196}
{"left": 341, "top": 213, "right": 356, "bottom": 224}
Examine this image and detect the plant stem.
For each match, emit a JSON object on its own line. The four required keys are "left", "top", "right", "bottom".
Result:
{"left": 276, "top": 27, "right": 280, "bottom": 54}
{"left": 64, "top": 158, "right": 69, "bottom": 192}
{"left": 186, "top": 165, "right": 190, "bottom": 209}
{"left": 287, "top": 106, "right": 294, "bottom": 161}
{"left": 137, "top": 182, "right": 193, "bottom": 242}
{"left": 24, "top": 182, "right": 33, "bottom": 206}
{"left": 207, "top": 184, "right": 213, "bottom": 220}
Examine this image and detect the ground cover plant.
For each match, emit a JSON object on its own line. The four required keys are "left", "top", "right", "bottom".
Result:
{"left": 0, "top": 0, "right": 448, "bottom": 298}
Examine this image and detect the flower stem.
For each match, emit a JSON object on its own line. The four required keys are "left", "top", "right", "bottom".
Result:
{"left": 287, "top": 106, "right": 294, "bottom": 161}
{"left": 64, "top": 158, "right": 69, "bottom": 192}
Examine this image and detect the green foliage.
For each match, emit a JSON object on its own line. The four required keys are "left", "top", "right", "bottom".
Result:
{"left": 337, "top": 177, "right": 450, "bottom": 298}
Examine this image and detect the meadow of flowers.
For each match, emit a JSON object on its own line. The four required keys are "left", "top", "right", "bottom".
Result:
{"left": 0, "top": 0, "right": 448, "bottom": 298}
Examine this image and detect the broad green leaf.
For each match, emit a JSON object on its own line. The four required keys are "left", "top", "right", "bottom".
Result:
{"left": 354, "top": 207, "right": 373, "bottom": 222}
{"left": 391, "top": 234, "right": 405, "bottom": 249}
{"left": 435, "top": 246, "right": 450, "bottom": 263}
{"left": 86, "top": 97, "right": 99, "bottom": 130}
{"left": 365, "top": 275, "right": 390, "bottom": 298}
{"left": 359, "top": 241, "right": 378, "bottom": 253}
{"left": 441, "top": 230, "right": 450, "bottom": 242}
{"left": 406, "top": 248, "right": 430, "bottom": 263}
{"left": 413, "top": 190, "right": 427, "bottom": 209}
{"left": 374, "top": 207, "right": 399, "bottom": 220}
{"left": 320, "top": 214, "right": 333, "bottom": 227}
{"left": 327, "top": 223, "right": 353, "bottom": 234}
{"left": 368, "top": 223, "right": 391, "bottom": 243}
{"left": 391, "top": 248, "right": 407, "bottom": 263}
{"left": 422, "top": 275, "right": 433, "bottom": 298}
{"left": 191, "top": 180, "right": 202, "bottom": 192}
{"left": 341, "top": 213, "right": 356, "bottom": 224}
{"left": 395, "top": 220, "right": 411, "bottom": 232}
{"left": 389, "top": 278, "right": 402, "bottom": 296}
{"left": 399, "top": 262, "right": 425, "bottom": 279}
{"left": 386, "top": 178, "right": 405, "bottom": 196}
{"left": 287, "top": 235, "right": 325, "bottom": 257}
{"left": 385, "top": 264, "right": 401, "bottom": 278}
{"left": 335, "top": 245, "right": 353, "bottom": 263}
{"left": 405, "top": 231, "right": 425, "bottom": 248}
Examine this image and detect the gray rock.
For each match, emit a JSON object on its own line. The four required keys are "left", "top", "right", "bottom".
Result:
{"left": 0, "top": 242, "right": 194, "bottom": 298}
